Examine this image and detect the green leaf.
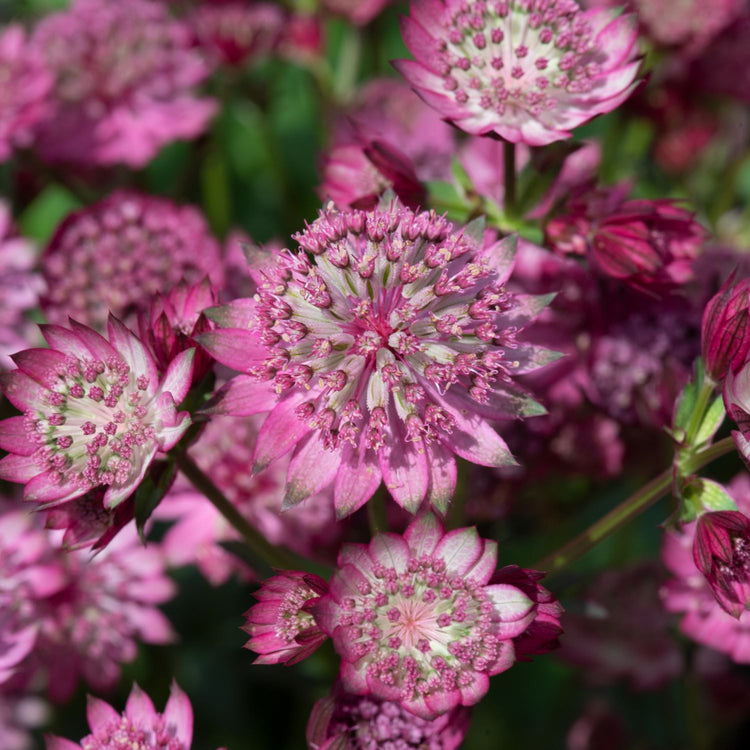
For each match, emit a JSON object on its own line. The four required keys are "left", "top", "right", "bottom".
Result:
{"left": 426, "top": 180, "right": 471, "bottom": 221}
{"left": 694, "top": 395, "right": 726, "bottom": 446}
{"left": 673, "top": 359, "right": 705, "bottom": 434}
{"left": 451, "top": 155, "right": 473, "bottom": 197}
{"left": 680, "top": 477, "right": 738, "bottom": 522}
{"left": 134, "top": 460, "right": 178, "bottom": 543}
{"left": 18, "top": 184, "right": 81, "bottom": 245}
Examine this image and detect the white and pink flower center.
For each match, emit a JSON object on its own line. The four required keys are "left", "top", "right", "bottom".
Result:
{"left": 252, "top": 207, "right": 519, "bottom": 451}
{"left": 337, "top": 555, "right": 501, "bottom": 701}
{"left": 80, "top": 715, "right": 184, "bottom": 750}
{"left": 274, "top": 584, "right": 318, "bottom": 644}
{"left": 435, "top": 0, "right": 599, "bottom": 117}
{"left": 25, "top": 355, "right": 157, "bottom": 490}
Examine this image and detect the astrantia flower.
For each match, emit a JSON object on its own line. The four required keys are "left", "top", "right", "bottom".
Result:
{"left": 312, "top": 514, "right": 554, "bottom": 718}
{"left": 725, "top": 359, "right": 750, "bottom": 465}
{"left": 306, "top": 686, "right": 471, "bottom": 750}
{"left": 243, "top": 570, "right": 328, "bottom": 665}
{"left": 41, "top": 191, "right": 223, "bottom": 332}
{"left": 45, "top": 681, "right": 192, "bottom": 750}
{"left": 187, "top": 1, "right": 285, "bottom": 68}
{"left": 0, "top": 25, "right": 52, "bottom": 162}
{"left": 158, "top": 415, "right": 340, "bottom": 585}
{"left": 30, "top": 0, "right": 216, "bottom": 167}
{"left": 661, "top": 474, "right": 750, "bottom": 663}
{"left": 0, "top": 201, "right": 45, "bottom": 370}
{"left": 0, "top": 316, "right": 193, "bottom": 509}
{"left": 693, "top": 511, "right": 750, "bottom": 618}
{"left": 395, "top": 0, "right": 640, "bottom": 146}
{"left": 201, "top": 196, "right": 553, "bottom": 516}
{"left": 546, "top": 186, "right": 704, "bottom": 293}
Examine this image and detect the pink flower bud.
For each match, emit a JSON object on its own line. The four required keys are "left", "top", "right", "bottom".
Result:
{"left": 702, "top": 272, "right": 750, "bottom": 381}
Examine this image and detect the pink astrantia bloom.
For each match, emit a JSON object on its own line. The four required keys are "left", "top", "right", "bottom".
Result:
{"left": 661, "top": 474, "right": 750, "bottom": 663}
{"left": 322, "top": 0, "right": 392, "bottom": 26}
{"left": 30, "top": 0, "right": 216, "bottom": 167}
{"left": 702, "top": 272, "right": 750, "bottom": 383}
{"left": 187, "top": 1, "right": 285, "bottom": 67}
{"left": 41, "top": 191, "right": 223, "bottom": 332}
{"left": 306, "top": 685, "right": 471, "bottom": 749}
{"left": 0, "top": 316, "right": 193, "bottom": 510}
{"left": 545, "top": 185, "right": 704, "bottom": 293}
{"left": 312, "top": 514, "right": 555, "bottom": 718}
{"left": 158, "top": 415, "right": 340, "bottom": 585}
{"left": 45, "top": 681, "right": 192, "bottom": 750}
{"left": 200, "top": 196, "right": 553, "bottom": 516}
{"left": 693, "top": 511, "right": 750, "bottom": 618}
{"left": 0, "top": 201, "right": 45, "bottom": 370}
{"left": 394, "top": 0, "right": 640, "bottom": 146}
{"left": 0, "top": 25, "right": 52, "bottom": 162}
{"left": 139, "top": 278, "right": 218, "bottom": 386}
{"left": 243, "top": 570, "right": 329, "bottom": 665}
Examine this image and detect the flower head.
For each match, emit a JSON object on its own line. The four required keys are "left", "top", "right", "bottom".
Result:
{"left": 395, "top": 0, "right": 640, "bottom": 146}
{"left": 45, "top": 681, "right": 192, "bottom": 750}
{"left": 0, "top": 201, "right": 45, "bottom": 370}
{"left": 694, "top": 511, "right": 750, "bottom": 619}
{"left": 702, "top": 272, "right": 750, "bottom": 383}
{"left": 30, "top": 0, "right": 216, "bottom": 167}
{"left": 0, "top": 25, "right": 52, "bottom": 162}
{"left": 201, "top": 197, "right": 553, "bottom": 516}
{"left": 243, "top": 570, "right": 329, "bottom": 665}
{"left": 41, "top": 191, "right": 223, "bottom": 332}
{"left": 306, "top": 686, "right": 471, "bottom": 750}
{"left": 313, "top": 514, "right": 555, "bottom": 718}
{"left": 546, "top": 187, "right": 704, "bottom": 293}
{"left": 0, "top": 316, "right": 193, "bottom": 510}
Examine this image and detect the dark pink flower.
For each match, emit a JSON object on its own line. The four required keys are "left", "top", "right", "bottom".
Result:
{"left": 45, "top": 681, "right": 193, "bottom": 750}
{"left": 661, "top": 474, "right": 750, "bottom": 663}
{"left": 139, "top": 278, "right": 218, "bottom": 385}
{"left": 158, "top": 414, "right": 340, "bottom": 585}
{"left": 306, "top": 685, "right": 471, "bottom": 750}
{"left": 0, "top": 201, "right": 45, "bottom": 370}
{"left": 693, "top": 511, "right": 750, "bottom": 619}
{"left": 702, "top": 272, "right": 750, "bottom": 383}
{"left": 313, "top": 514, "right": 555, "bottom": 718}
{"left": 546, "top": 187, "right": 704, "bottom": 293}
{"left": 321, "top": 0, "right": 392, "bottom": 26}
{"left": 31, "top": 0, "right": 216, "bottom": 167}
{"left": 243, "top": 570, "right": 328, "bottom": 665}
{"left": 187, "top": 2, "right": 285, "bottom": 67}
{"left": 0, "top": 316, "right": 193, "bottom": 510}
{"left": 725, "top": 359, "right": 750, "bottom": 464}
{"left": 41, "top": 191, "right": 223, "bottom": 332}
{"left": 693, "top": 12, "right": 750, "bottom": 102}
{"left": 0, "top": 25, "right": 52, "bottom": 162}
{"left": 395, "top": 0, "right": 640, "bottom": 146}
{"left": 200, "top": 197, "right": 553, "bottom": 517}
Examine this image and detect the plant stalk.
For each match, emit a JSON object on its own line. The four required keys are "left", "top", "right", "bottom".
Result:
{"left": 503, "top": 140, "right": 517, "bottom": 217}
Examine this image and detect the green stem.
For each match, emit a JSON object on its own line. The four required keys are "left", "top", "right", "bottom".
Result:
{"left": 535, "top": 436, "right": 736, "bottom": 574}
{"left": 367, "top": 488, "right": 388, "bottom": 535}
{"left": 333, "top": 26, "right": 362, "bottom": 103}
{"left": 503, "top": 141, "right": 517, "bottom": 217}
{"left": 175, "top": 452, "right": 299, "bottom": 571}
{"left": 684, "top": 379, "right": 716, "bottom": 446}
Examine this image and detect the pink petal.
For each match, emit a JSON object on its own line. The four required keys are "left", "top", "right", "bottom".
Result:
{"left": 486, "top": 584, "right": 534, "bottom": 621}
{"left": 403, "top": 513, "right": 443, "bottom": 558}
{"left": 400, "top": 16, "right": 438, "bottom": 64}
{"left": 200, "top": 375, "right": 278, "bottom": 417}
{"left": 253, "top": 393, "right": 311, "bottom": 473}
{"left": 0, "top": 453, "right": 40, "bottom": 482}
{"left": 164, "top": 681, "right": 193, "bottom": 746}
{"left": 466, "top": 540, "right": 498, "bottom": 585}
{"left": 283, "top": 431, "right": 341, "bottom": 509}
{"left": 197, "top": 329, "right": 268, "bottom": 372}
{"left": 86, "top": 695, "right": 120, "bottom": 734}
{"left": 40, "top": 323, "right": 92, "bottom": 358}
{"left": 24, "top": 471, "right": 80, "bottom": 503}
{"left": 333, "top": 431, "right": 382, "bottom": 519}
{"left": 378, "top": 429, "right": 428, "bottom": 513}
{"left": 369, "top": 532, "right": 411, "bottom": 573}
{"left": 424, "top": 439, "right": 456, "bottom": 515}
{"left": 424, "top": 689, "right": 461, "bottom": 718}
{"left": 458, "top": 671, "right": 490, "bottom": 706}
{"left": 44, "top": 736, "right": 81, "bottom": 750}
{"left": 0, "top": 370, "right": 47, "bottom": 411}
{"left": 11, "top": 348, "right": 70, "bottom": 388}
{"left": 160, "top": 348, "right": 195, "bottom": 404}
{"left": 434, "top": 527, "right": 483, "bottom": 576}
{"left": 125, "top": 683, "right": 157, "bottom": 726}
{"left": 204, "top": 298, "right": 258, "bottom": 329}
{"left": 0, "top": 416, "right": 35, "bottom": 455}
{"left": 106, "top": 316, "right": 158, "bottom": 386}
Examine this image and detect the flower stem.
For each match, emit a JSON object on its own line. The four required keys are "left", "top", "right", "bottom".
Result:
{"left": 535, "top": 436, "right": 736, "bottom": 574}
{"left": 684, "top": 378, "right": 716, "bottom": 446}
{"left": 175, "top": 452, "right": 299, "bottom": 571}
{"left": 503, "top": 140, "right": 517, "bottom": 217}
{"left": 367, "top": 487, "right": 388, "bottom": 535}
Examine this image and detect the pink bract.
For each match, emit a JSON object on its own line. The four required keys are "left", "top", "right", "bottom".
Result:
{"left": 0, "top": 316, "right": 193, "bottom": 511}
{"left": 394, "top": 0, "right": 640, "bottom": 146}
{"left": 0, "top": 201, "right": 45, "bottom": 370}
{"left": 200, "top": 196, "right": 554, "bottom": 517}
{"left": 725, "top": 360, "right": 750, "bottom": 466}
{"left": 0, "top": 24, "right": 52, "bottom": 162}
{"left": 45, "top": 681, "right": 193, "bottom": 750}
{"left": 306, "top": 685, "right": 472, "bottom": 749}
{"left": 30, "top": 0, "right": 217, "bottom": 167}
{"left": 41, "top": 191, "right": 223, "bottom": 332}
{"left": 243, "top": 570, "right": 329, "bottom": 666}
{"left": 312, "top": 513, "right": 557, "bottom": 719}
{"left": 661, "top": 474, "right": 750, "bottom": 663}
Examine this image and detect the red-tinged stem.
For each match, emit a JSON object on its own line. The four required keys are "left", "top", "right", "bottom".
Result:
{"left": 535, "top": 436, "right": 736, "bottom": 574}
